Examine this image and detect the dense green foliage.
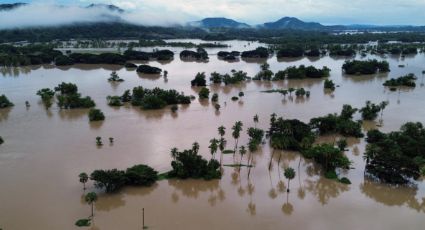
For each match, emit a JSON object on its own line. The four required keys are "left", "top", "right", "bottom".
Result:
{"left": 241, "top": 47, "right": 269, "bottom": 58}
{"left": 365, "top": 122, "right": 425, "bottom": 184}
{"left": 124, "top": 49, "right": 174, "bottom": 61}
{"left": 54, "top": 82, "right": 95, "bottom": 109}
{"left": 0, "top": 94, "right": 14, "bottom": 108}
{"left": 303, "top": 144, "right": 351, "bottom": 172}
{"left": 209, "top": 70, "right": 249, "bottom": 84}
{"left": 0, "top": 44, "right": 62, "bottom": 66}
{"left": 383, "top": 73, "right": 417, "bottom": 87}
{"left": 106, "top": 96, "right": 124, "bottom": 106}
{"left": 90, "top": 164, "right": 158, "bottom": 193}
{"left": 359, "top": 101, "right": 382, "bottom": 120}
{"left": 342, "top": 59, "right": 390, "bottom": 75}
{"left": 198, "top": 87, "right": 210, "bottom": 99}
{"left": 310, "top": 105, "right": 364, "bottom": 137}
{"left": 180, "top": 47, "right": 208, "bottom": 61}
{"left": 277, "top": 46, "right": 304, "bottom": 58}
{"left": 285, "top": 65, "right": 330, "bottom": 79}
{"left": 130, "top": 86, "right": 191, "bottom": 109}
{"left": 168, "top": 144, "right": 221, "bottom": 180}
{"left": 75, "top": 218, "right": 91, "bottom": 227}
{"left": 136, "top": 65, "right": 162, "bottom": 74}
{"left": 268, "top": 116, "right": 315, "bottom": 151}
{"left": 191, "top": 72, "right": 207, "bottom": 86}
{"left": 88, "top": 108, "right": 105, "bottom": 122}
{"left": 324, "top": 79, "right": 336, "bottom": 90}
{"left": 108, "top": 71, "right": 124, "bottom": 82}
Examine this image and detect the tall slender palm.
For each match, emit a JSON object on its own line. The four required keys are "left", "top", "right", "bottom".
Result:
{"left": 171, "top": 147, "right": 179, "bottom": 160}
{"left": 284, "top": 167, "right": 296, "bottom": 193}
{"left": 85, "top": 192, "right": 98, "bottom": 217}
{"left": 239, "top": 145, "right": 247, "bottom": 167}
{"left": 209, "top": 138, "right": 219, "bottom": 160}
{"left": 79, "top": 172, "right": 88, "bottom": 190}
{"left": 253, "top": 114, "right": 259, "bottom": 128}
{"left": 218, "top": 126, "right": 226, "bottom": 137}
{"left": 232, "top": 121, "right": 243, "bottom": 155}
{"left": 269, "top": 137, "right": 282, "bottom": 170}
{"left": 379, "top": 101, "right": 389, "bottom": 120}
{"left": 218, "top": 137, "right": 227, "bottom": 166}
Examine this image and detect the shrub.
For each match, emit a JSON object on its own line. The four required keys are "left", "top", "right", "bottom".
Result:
{"left": 339, "top": 177, "right": 351, "bottom": 184}
{"left": 191, "top": 72, "right": 207, "bottom": 86}
{"left": 88, "top": 109, "right": 105, "bottom": 121}
{"left": 198, "top": 87, "right": 210, "bottom": 99}
{"left": 125, "top": 164, "right": 158, "bottom": 186}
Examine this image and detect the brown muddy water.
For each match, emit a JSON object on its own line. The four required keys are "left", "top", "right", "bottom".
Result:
{"left": 1, "top": 40, "right": 425, "bottom": 230}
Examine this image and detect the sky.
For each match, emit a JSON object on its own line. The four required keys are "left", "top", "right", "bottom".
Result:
{"left": 1, "top": 0, "right": 425, "bottom": 28}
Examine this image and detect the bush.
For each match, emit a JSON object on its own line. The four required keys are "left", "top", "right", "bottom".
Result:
{"left": 360, "top": 101, "right": 381, "bottom": 120}
{"left": 0, "top": 94, "right": 14, "bottom": 108}
{"left": 211, "top": 93, "right": 219, "bottom": 102}
{"left": 75, "top": 218, "right": 91, "bottom": 227}
{"left": 55, "top": 55, "right": 74, "bottom": 66}
{"left": 269, "top": 117, "right": 315, "bottom": 151}
{"left": 339, "top": 177, "right": 351, "bottom": 184}
{"left": 141, "top": 95, "right": 167, "bottom": 110}
{"left": 324, "top": 79, "right": 335, "bottom": 90}
{"left": 88, "top": 108, "right": 105, "bottom": 121}
{"left": 107, "top": 96, "right": 124, "bottom": 106}
{"left": 136, "top": 65, "right": 162, "bottom": 74}
{"left": 130, "top": 86, "right": 191, "bottom": 109}
{"left": 90, "top": 169, "right": 127, "bottom": 193}
{"left": 125, "top": 164, "right": 158, "bottom": 186}
{"left": 241, "top": 47, "right": 269, "bottom": 58}
{"left": 191, "top": 72, "right": 207, "bottom": 86}
{"left": 238, "top": 92, "right": 245, "bottom": 97}
{"left": 171, "top": 105, "right": 178, "bottom": 112}
{"left": 198, "top": 87, "right": 210, "bottom": 99}
{"left": 231, "top": 96, "right": 239, "bottom": 101}
{"left": 325, "top": 170, "right": 338, "bottom": 179}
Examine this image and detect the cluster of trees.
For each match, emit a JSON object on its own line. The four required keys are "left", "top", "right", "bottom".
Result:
{"left": 0, "top": 44, "right": 62, "bottom": 66}
{"left": 126, "top": 86, "right": 191, "bottom": 110}
{"left": 123, "top": 49, "right": 174, "bottom": 61}
{"left": 310, "top": 105, "right": 364, "bottom": 137}
{"left": 217, "top": 51, "right": 240, "bottom": 61}
{"left": 365, "top": 122, "right": 425, "bottom": 184}
{"left": 209, "top": 70, "right": 249, "bottom": 85}
{"left": 342, "top": 59, "right": 390, "bottom": 75}
{"left": 324, "top": 79, "right": 336, "bottom": 90}
{"left": 383, "top": 73, "right": 417, "bottom": 87}
{"left": 276, "top": 46, "right": 305, "bottom": 58}
{"left": 180, "top": 47, "right": 208, "bottom": 61}
{"left": 136, "top": 65, "right": 162, "bottom": 74}
{"left": 359, "top": 101, "right": 388, "bottom": 120}
{"left": 329, "top": 45, "right": 356, "bottom": 56}
{"left": 88, "top": 108, "right": 105, "bottom": 122}
{"left": 107, "top": 71, "right": 124, "bottom": 82}
{"left": 0, "top": 94, "right": 14, "bottom": 108}
{"left": 81, "top": 164, "right": 158, "bottom": 193}
{"left": 62, "top": 52, "right": 127, "bottom": 65}
{"left": 41, "top": 82, "right": 96, "bottom": 109}
{"left": 241, "top": 47, "right": 270, "bottom": 58}
{"left": 168, "top": 143, "right": 221, "bottom": 180}
{"left": 263, "top": 87, "right": 310, "bottom": 98}
{"left": 191, "top": 72, "right": 207, "bottom": 86}
{"left": 375, "top": 44, "right": 419, "bottom": 55}
{"left": 284, "top": 65, "right": 330, "bottom": 79}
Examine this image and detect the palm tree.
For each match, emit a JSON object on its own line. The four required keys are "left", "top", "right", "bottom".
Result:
{"left": 192, "top": 142, "right": 200, "bottom": 154}
{"left": 269, "top": 137, "right": 282, "bottom": 170}
{"left": 79, "top": 172, "right": 88, "bottom": 190}
{"left": 232, "top": 121, "right": 243, "bottom": 155}
{"left": 280, "top": 90, "right": 288, "bottom": 99}
{"left": 253, "top": 114, "right": 259, "bottom": 128}
{"left": 171, "top": 147, "right": 178, "bottom": 160}
{"left": 85, "top": 192, "right": 98, "bottom": 217}
{"left": 218, "top": 137, "right": 227, "bottom": 166}
{"left": 288, "top": 88, "right": 295, "bottom": 96}
{"left": 284, "top": 167, "right": 296, "bottom": 192}
{"left": 239, "top": 145, "right": 247, "bottom": 167}
{"left": 379, "top": 101, "right": 389, "bottom": 120}
{"left": 218, "top": 126, "right": 226, "bottom": 137}
{"left": 209, "top": 138, "right": 219, "bottom": 159}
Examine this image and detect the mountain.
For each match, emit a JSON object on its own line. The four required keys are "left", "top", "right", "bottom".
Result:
{"left": 262, "top": 17, "right": 325, "bottom": 30}
{"left": 0, "top": 2, "right": 27, "bottom": 11}
{"left": 86, "top": 4, "right": 124, "bottom": 13}
{"left": 189, "top": 17, "right": 251, "bottom": 28}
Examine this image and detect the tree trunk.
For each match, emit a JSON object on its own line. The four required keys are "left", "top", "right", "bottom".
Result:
{"left": 287, "top": 179, "right": 290, "bottom": 193}
{"left": 269, "top": 149, "right": 275, "bottom": 170}
{"left": 91, "top": 203, "right": 94, "bottom": 217}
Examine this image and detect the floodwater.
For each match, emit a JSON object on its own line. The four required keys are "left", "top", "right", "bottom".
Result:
{"left": 1, "top": 40, "right": 425, "bottom": 230}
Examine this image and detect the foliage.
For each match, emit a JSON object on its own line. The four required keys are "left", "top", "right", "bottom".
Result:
{"left": 198, "top": 87, "right": 210, "bottom": 99}
{"left": 107, "top": 96, "right": 124, "bottom": 106}
{"left": 54, "top": 83, "right": 95, "bottom": 109}
{"left": 342, "top": 59, "right": 390, "bottom": 75}
{"left": 211, "top": 93, "right": 219, "bottom": 102}
{"left": 191, "top": 72, "right": 207, "bottom": 86}
{"left": 88, "top": 108, "right": 105, "bottom": 122}
{"left": 136, "top": 65, "right": 162, "bottom": 74}
{"left": 90, "top": 169, "right": 127, "bottom": 193}
{"left": 168, "top": 144, "right": 221, "bottom": 180}
{"left": 180, "top": 47, "right": 208, "bottom": 60}
{"left": 241, "top": 47, "right": 269, "bottom": 58}
{"left": 303, "top": 143, "right": 351, "bottom": 172}
{"left": 364, "top": 122, "right": 425, "bottom": 184}
{"left": 0, "top": 94, "right": 14, "bottom": 108}
{"left": 130, "top": 86, "right": 191, "bottom": 109}
{"left": 269, "top": 116, "right": 315, "bottom": 151}
{"left": 310, "top": 105, "right": 363, "bottom": 137}
{"left": 285, "top": 65, "right": 330, "bottom": 79}
{"left": 125, "top": 164, "right": 158, "bottom": 186}
{"left": 324, "top": 79, "right": 335, "bottom": 90}
{"left": 108, "top": 71, "right": 124, "bottom": 82}
{"left": 339, "top": 177, "right": 351, "bottom": 184}
{"left": 75, "top": 218, "right": 91, "bottom": 227}
{"left": 37, "top": 88, "right": 55, "bottom": 108}
{"left": 383, "top": 73, "right": 417, "bottom": 87}
{"left": 359, "top": 101, "right": 382, "bottom": 120}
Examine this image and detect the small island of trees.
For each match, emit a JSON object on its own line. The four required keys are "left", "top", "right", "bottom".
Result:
{"left": 53, "top": 82, "right": 96, "bottom": 109}
{"left": 241, "top": 47, "right": 269, "bottom": 58}
{"left": 136, "top": 65, "right": 162, "bottom": 74}
{"left": 383, "top": 73, "right": 417, "bottom": 87}
{"left": 180, "top": 47, "right": 208, "bottom": 61}
{"left": 342, "top": 59, "right": 390, "bottom": 75}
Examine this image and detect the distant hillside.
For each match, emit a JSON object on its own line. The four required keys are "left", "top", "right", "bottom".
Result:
{"left": 189, "top": 17, "right": 251, "bottom": 28}
{"left": 86, "top": 4, "right": 124, "bottom": 13}
{"left": 263, "top": 17, "right": 325, "bottom": 30}
{"left": 0, "top": 2, "right": 27, "bottom": 11}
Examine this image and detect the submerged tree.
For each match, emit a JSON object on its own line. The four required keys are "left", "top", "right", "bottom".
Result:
{"left": 85, "top": 192, "right": 98, "bottom": 217}
{"left": 79, "top": 172, "right": 89, "bottom": 190}
{"left": 209, "top": 138, "right": 219, "bottom": 160}
{"left": 232, "top": 121, "right": 243, "bottom": 154}
{"left": 284, "top": 167, "right": 296, "bottom": 192}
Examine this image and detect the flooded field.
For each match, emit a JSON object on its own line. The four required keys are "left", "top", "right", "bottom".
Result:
{"left": 1, "top": 40, "right": 425, "bottom": 230}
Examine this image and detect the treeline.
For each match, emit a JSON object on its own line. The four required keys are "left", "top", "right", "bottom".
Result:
{"left": 342, "top": 59, "right": 390, "bottom": 75}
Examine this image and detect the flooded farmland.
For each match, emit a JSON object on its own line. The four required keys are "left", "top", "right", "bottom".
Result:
{"left": 1, "top": 40, "right": 425, "bottom": 230}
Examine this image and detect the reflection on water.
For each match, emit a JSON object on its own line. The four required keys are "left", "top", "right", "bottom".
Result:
{"left": 1, "top": 40, "right": 425, "bottom": 230}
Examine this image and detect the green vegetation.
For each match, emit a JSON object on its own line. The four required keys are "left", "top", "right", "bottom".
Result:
{"left": 36, "top": 88, "right": 55, "bottom": 109}
{"left": 54, "top": 82, "right": 95, "bottom": 109}
{"left": 0, "top": 136, "right": 4, "bottom": 145}
{"left": 342, "top": 59, "right": 390, "bottom": 75}
{"left": 75, "top": 218, "right": 91, "bottom": 227}
{"left": 0, "top": 44, "right": 62, "bottom": 66}
{"left": 180, "top": 47, "right": 208, "bottom": 61}
{"left": 106, "top": 96, "right": 124, "bottom": 106}
{"left": 277, "top": 46, "right": 304, "bottom": 58}
{"left": 90, "top": 164, "right": 158, "bottom": 193}
{"left": 365, "top": 122, "right": 425, "bottom": 184}
{"left": 209, "top": 70, "right": 249, "bottom": 85}
{"left": 303, "top": 143, "right": 351, "bottom": 176}
{"left": 383, "top": 73, "right": 417, "bottom": 87}
{"left": 88, "top": 108, "right": 105, "bottom": 122}
{"left": 310, "top": 105, "right": 364, "bottom": 137}
{"left": 85, "top": 192, "right": 97, "bottom": 217}
{"left": 0, "top": 94, "right": 14, "bottom": 108}
{"left": 285, "top": 65, "right": 330, "bottom": 79}
{"left": 108, "top": 71, "right": 124, "bottom": 82}
{"left": 241, "top": 47, "right": 269, "bottom": 58}
{"left": 136, "top": 65, "right": 162, "bottom": 74}
{"left": 211, "top": 93, "right": 219, "bottom": 102}
{"left": 284, "top": 167, "right": 296, "bottom": 192}
{"left": 269, "top": 116, "right": 315, "bottom": 151}
{"left": 359, "top": 101, "right": 384, "bottom": 120}
{"left": 123, "top": 49, "right": 174, "bottom": 61}
{"left": 130, "top": 86, "right": 191, "bottom": 110}
{"left": 168, "top": 143, "right": 221, "bottom": 180}
{"left": 191, "top": 72, "right": 207, "bottom": 86}
{"left": 324, "top": 79, "right": 336, "bottom": 90}
{"left": 78, "top": 172, "right": 88, "bottom": 190}
{"left": 198, "top": 87, "right": 210, "bottom": 99}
